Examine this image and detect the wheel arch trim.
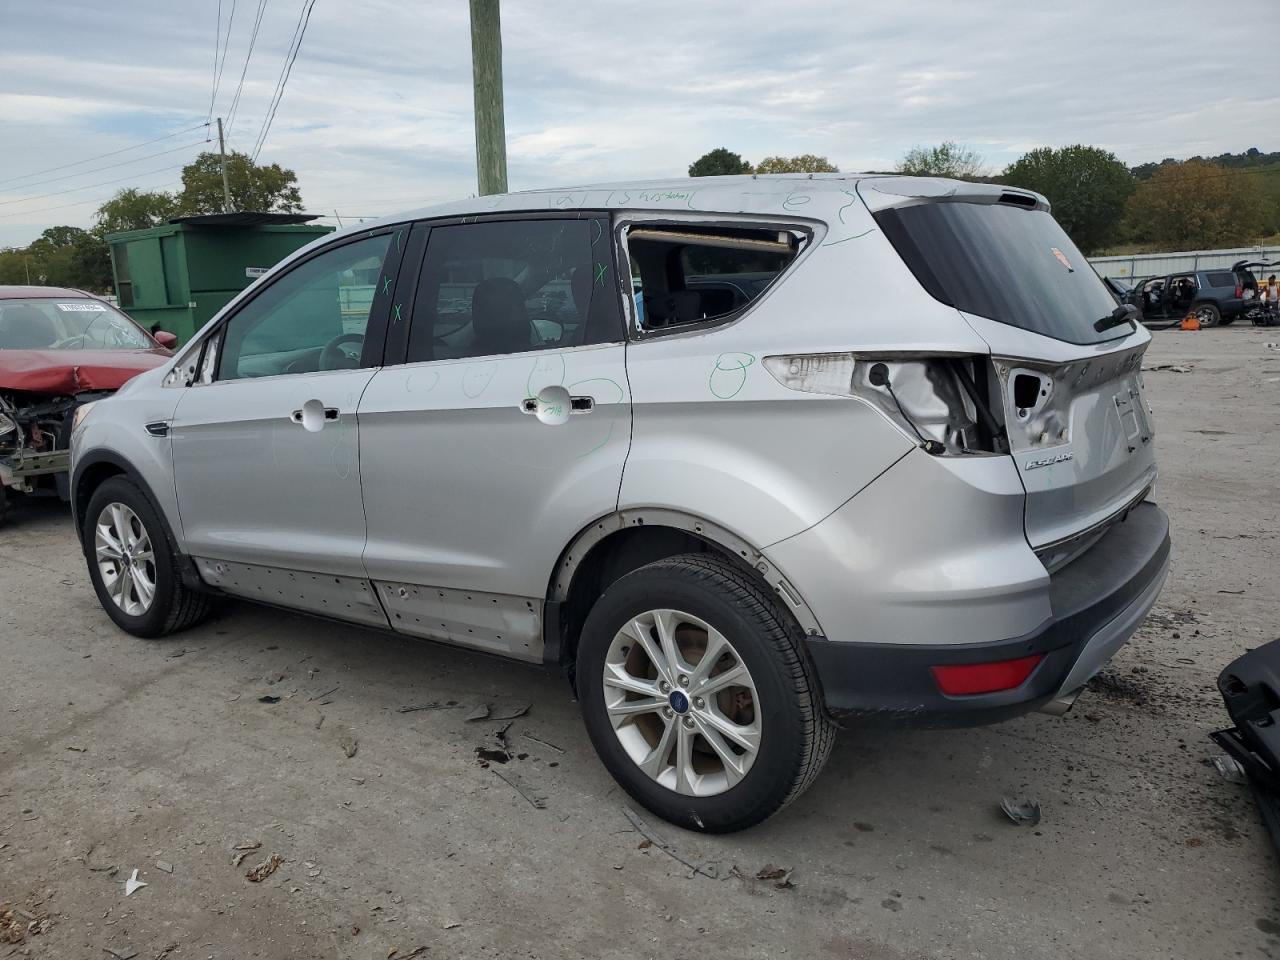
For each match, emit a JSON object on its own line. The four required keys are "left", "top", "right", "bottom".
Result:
{"left": 549, "top": 507, "right": 825, "bottom": 639}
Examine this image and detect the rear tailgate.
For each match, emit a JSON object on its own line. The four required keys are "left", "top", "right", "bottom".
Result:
{"left": 861, "top": 179, "right": 1157, "bottom": 565}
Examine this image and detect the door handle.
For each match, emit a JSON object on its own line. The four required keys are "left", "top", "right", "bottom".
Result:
{"left": 291, "top": 400, "right": 340, "bottom": 432}
{"left": 521, "top": 385, "right": 594, "bottom": 425}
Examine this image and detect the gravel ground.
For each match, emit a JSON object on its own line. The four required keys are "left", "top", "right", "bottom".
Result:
{"left": 1, "top": 324, "right": 1277, "bottom": 960}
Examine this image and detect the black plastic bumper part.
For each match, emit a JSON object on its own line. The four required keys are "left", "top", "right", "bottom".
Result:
{"left": 805, "top": 502, "right": 1170, "bottom": 728}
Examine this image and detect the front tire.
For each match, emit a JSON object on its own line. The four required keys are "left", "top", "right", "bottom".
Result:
{"left": 83, "top": 476, "right": 212, "bottom": 638}
{"left": 577, "top": 553, "right": 834, "bottom": 833}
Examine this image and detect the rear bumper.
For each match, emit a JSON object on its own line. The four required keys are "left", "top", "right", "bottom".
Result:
{"left": 805, "top": 501, "right": 1170, "bottom": 727}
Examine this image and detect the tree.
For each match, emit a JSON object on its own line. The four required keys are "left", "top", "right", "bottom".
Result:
{"left": 1001, "top": 146, "right": 1135, "bottom": 254}
{"left": 1121, "top": 160, "right": 1264, "bottom": 250}
{"left": 688, "top": 148, "right": 753, "bottom": 178}
{"left": 95, "top": 188, "right": 178, "bottom": 235}
{"left": 754, "top": 154, "right": 839, "bottom": 174}
{"left": 897, "top": 141, "right": 986, "bottom": 179}
{"left": 0, "top": 226, "right": 112, "bottom": 291}
{"left": 176, "top": 151, "right": 303, "bottom": 214}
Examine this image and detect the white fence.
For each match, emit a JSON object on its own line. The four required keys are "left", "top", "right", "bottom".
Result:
{"left": 1089, "top": 245, "right": 1280, "bottom": 281}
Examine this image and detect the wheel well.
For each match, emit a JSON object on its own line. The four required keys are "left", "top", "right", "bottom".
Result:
{"left": 73, "top": 461, "right": 126, "bottom": 534}
{"left": 556, "top": 525, "right": 745, "bottom": 670}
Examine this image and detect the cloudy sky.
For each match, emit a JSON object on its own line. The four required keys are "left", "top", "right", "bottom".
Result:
{"left": 1, "top": 0, "right": 1276, "bottom": 247}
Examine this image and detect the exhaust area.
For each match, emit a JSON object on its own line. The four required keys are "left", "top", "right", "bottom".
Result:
{"left": 1039, "top": 687, "right": 1083, "bottom": 717}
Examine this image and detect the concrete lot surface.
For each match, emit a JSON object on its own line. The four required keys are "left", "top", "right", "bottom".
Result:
{"left": 2, "top": 325, "right": 1278, "bottom": 959}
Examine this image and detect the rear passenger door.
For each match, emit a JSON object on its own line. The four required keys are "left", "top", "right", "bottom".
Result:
{"left": 357, "top": 215, "right": 629, "bottom": 661}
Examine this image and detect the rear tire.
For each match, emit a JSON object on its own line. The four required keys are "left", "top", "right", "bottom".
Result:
{"left": 576, "top": 553, "right": 834, "bottom": 833}
{"left": 1192, "top": 302, "right": 1221, "bottom": 327}
{"left": 83, "top": 476, "right": 212, "bottom": 638}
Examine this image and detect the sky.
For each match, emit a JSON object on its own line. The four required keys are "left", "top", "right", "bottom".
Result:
{"left": 1, "top": 0, "right": 1277, "bottom": 248}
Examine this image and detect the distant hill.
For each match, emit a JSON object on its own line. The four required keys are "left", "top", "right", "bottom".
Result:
{"left": 1130, "top": 147, "right": 1280, "bottom": 179}
{"left": 1129, "top": 148, "right": 1280, "bottom": 239}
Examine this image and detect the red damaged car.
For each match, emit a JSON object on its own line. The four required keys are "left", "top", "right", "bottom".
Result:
{"left": 0, "top": 286, "right": 175, "bottom": 520}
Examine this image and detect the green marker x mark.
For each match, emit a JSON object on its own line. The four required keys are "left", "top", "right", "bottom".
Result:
{"left": 594, "top": 262, "right": 607, "bottom": 286}
{"left": 392, "top": 303, "right": 403, "bottom": 323}
{"left": 382, "top": 275, "right": 392, "bottom": 295}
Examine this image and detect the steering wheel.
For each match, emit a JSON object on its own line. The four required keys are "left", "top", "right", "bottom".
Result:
{"left": 319, "top": 332, "right": 365, "bottom": 370}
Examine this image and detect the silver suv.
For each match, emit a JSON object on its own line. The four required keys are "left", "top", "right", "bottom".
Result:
{"left": 71, "top": 175, "right": 1170, "bottom": 832}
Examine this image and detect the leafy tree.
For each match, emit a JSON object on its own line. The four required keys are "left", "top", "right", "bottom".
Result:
{"left": 1001, "top": 146, "right": 1134, "bottom": 254}
{"left": 754, "top": 154, "right": 839, "bottom": 174}
{"left": 95, "top": 188, "right": 178, "bottom": 235}
{"left": 897, "top": 141, "right": 985, "bottom": 179}
{"left": 176, "top": 150, "right": 303, "bottom": 214}
{"left": 1122, "top": 160, "right": 1264, "bottom": 249}
{"left": 0, "top": 226, "right": 112, "bottom": 291}
{"left": 688, "top": 148, "right": 753, "bottom": 178}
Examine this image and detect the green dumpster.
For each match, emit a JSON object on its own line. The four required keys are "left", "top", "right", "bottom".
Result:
{"left": 107, "top": 212, "right": 334, "bottom": 346}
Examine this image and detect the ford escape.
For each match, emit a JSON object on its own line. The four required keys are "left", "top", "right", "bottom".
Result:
{"left": 70, "top": 174, "right": 1170, "bottom": 832}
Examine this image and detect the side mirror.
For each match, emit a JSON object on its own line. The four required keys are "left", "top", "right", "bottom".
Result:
{"left": 154, "top": 330, "right": 178, "bottom": 349}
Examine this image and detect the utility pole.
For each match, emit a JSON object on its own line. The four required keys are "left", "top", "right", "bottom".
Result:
{"left": 216, "top": 116, "right": 233, "bottom": 212}
{"left": 469, "top": 0, "right": 508, "bottom": 196}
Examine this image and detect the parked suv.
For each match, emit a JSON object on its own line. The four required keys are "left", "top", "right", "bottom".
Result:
{"left": 1134, "top": 268, "right": 1251, "bottom": 326}
{"left": 71, "top": 175, "right": 1170, "bottom": 832}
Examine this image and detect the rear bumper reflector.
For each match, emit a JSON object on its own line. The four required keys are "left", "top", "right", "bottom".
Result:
{"left": 930, "top": 654, "right": 1044, "bottom": 696}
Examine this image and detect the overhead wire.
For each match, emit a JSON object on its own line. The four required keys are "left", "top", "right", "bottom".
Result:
{"left": 0, "top": 122, "right": 210, "bottom": 188}
{"left": 251, "top": 0, "right": 316, "bottom": 162}
{"left": 225, "top": 0, "right": 269, "bottom": 135}
{"left": 0, "top": 139, "right": 211, "bottom": 193}
{"left": 0, "top": 180, "right": 185, "bottom": 220}
{"left": 0, "top": 159, "right": 205, "bottom": 208}
{"left": 209, "top": 0, "right": 223, "bottom": 121}
{"left": 211, "top": 0, "right": 238, "bottom": 118}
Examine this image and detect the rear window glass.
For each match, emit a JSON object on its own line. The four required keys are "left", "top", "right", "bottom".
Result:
{"left": 1205, "top": 272, "right": 1235, "bottom": 288}
{"left": 874, "top": 201, "right": 1124, "bottom": 345}
{"left": 627, "top": 226, "right": 798, "bottom": 330}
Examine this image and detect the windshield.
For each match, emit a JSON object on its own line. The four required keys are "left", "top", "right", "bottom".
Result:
{"left": 0, "top": 297, "right": 154, "bottom": 351}
{"left": 874, "top": 201, "right": 1125, "bottom": 345}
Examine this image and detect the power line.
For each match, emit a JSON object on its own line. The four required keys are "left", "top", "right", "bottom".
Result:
{"left": 0, "top": 122, "right": 209, "bottom": 188}
{"left": 212, "top": 0, "right": 238, "bottom": 116}
{"left": 0, "top": 180, "right": 184, "bottom": 221}
{"left": 248, "top": 0, "right": 308, "bottom": 157}
{"left": 251, "top": 0, "right": 316, "bottom": 162}
{"left": 225, "top": 0, "right": 270, "bottom": 135}
{"left": 0, "top": 160, "right": 201, "bottom": 208}
{"left": 209, "top": 0, "right": 223, "bottom": 121}
{"left": 1, "top": 139, "right": 210, "bottom": 193}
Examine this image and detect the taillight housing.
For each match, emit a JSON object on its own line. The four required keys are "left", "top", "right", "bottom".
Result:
{"left": 930, "top": 655, "right": 1044, "bottom": 696}
{"left": 762, "top": 353, "right": 1003, "bottom": 455}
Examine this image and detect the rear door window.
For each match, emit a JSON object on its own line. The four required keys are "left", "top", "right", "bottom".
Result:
{"left": 1205, "top": 272, "right": 1235, "bottom": 288}
{"left": 406, "top": 217, "right": 621, "bottom": 363}
{"left": 873, "top": 201, "right": 1124, "bottom": 344}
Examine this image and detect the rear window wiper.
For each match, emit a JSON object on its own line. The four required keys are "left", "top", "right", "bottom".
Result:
{"left": 1094, "top": 304, "right": 1137, "bottom": 333}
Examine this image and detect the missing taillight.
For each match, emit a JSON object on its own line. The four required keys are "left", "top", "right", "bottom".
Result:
{"left": 763, "top": 353, "right": 1006, "bottom": 455}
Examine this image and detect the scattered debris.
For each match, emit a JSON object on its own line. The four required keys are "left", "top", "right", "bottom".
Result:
{"left": 245, "top": 854, "right": 284, "bottom": 882}
{"left": 154, "top": 860, "right": 174, "bottom": 874}
{"left": 225, "top": 693, "right": 241, "bottom": 702}
{"left": 232, "top": 851, "right": 253, "bottom": 867}
{"left": 474, "top": 722, "right": 514, "bottom": 765}
{"left": 1, "top": 903, "right": 52, "bottom": 944}
{"left": 1218, "top": 589, "right": 1246, "bottom": 595}
{"left": 522, "top": 733, "right": 565, "bottom": 754}
{"left": 264, "top": 671, "right": 286, "bottom": 685}
{"left": 123, "top": 868, "right": 147, "bottom": 896}
{"left": 308, "top": 685, "right": 340, "bottom": 702}
{"left": 1000, "top": 796, "right": 1042, "bottom": 827}
{"left": 755, "top": 864, "right": 795, "bottom": 889}
{"left": 104, "top": 947, "right": 138, "bottom": 960}
{"left": 339, "top": 733, "right": 359, "bottom": 758}
{"left": 621, "top": 806, "right": 727, "bottom": 879}
{"left": 66, "top": 744, "right": 88, "bottom": 752}
{"left": 1142, "top": 362, "right": 1194, "bottom": 373}
{"left": 491, "top": 766, "right": 547, "bottom": 809}
{"left": 314, "top": 712, "right": 325, "bottom": 730}
{"left": 489, "top": 701, "right": 532, "bottom": 721}
{"left": 232, "top": 840, "right": 262, "bottom": 851}
{"left": 1211, "top": 754, "right": 1248, "bottom": 785}
{"left": 258, "top": 695, "right": 281, "bottom": 704}
{"left": 465, "top": 704, "right": 492, "bottom": 722}
{"left": 397, "top": 700, "right": 459, "bottom": 713}
{"left": 440, "top": 920, "right": 462, "bottom": 930}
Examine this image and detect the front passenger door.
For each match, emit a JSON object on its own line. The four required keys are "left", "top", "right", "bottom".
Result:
{"left": 170, "top": 232, "right": 398, "bottom": 602}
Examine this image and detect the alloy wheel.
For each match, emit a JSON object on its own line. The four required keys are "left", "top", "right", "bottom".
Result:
{"left": 602, "top": 608, "right": 761, "bottom": 797}
{"left": 94, "top": 502, "right": 157, "bottom": 617}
